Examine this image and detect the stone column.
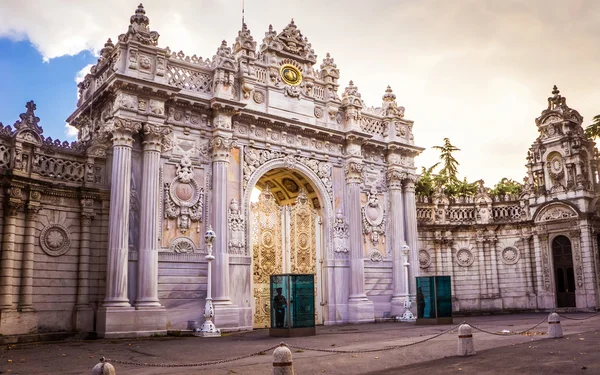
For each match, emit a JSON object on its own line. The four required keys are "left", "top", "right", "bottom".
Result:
{"left": 0, "top": 188, "right": 23, "bottom": 310}
{"left": 487, "top": 234, "right": 500, "bottom": 297}
{"left": 210, "top": 134, "right": 233, "bottom": 304}
{"left": 135, "top": 124, "right": 170, "bottom": 308}
{"left": 103, "top": 118, "right": 141, "bottom": 307}
{"left": 76, "top": 203, "right": 93, "bottom": 308}
{"left": 388, "top": 169, "right": 407, "bottom": 315}
{"left": 403, "top": 175, "right": 419, "bottom": 295}
{"left": 344, "top": 160, "right": 374, "bottom": 322}
{"left": 18, "top": 200, "right": 41, "bottom": 311}
{"left": 475, "top": 232, "right": 487, "bottom": 296}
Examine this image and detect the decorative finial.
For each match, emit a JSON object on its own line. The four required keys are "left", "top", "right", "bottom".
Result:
{"left": 382, "top": 85, "right": 397, "bottom": 102}
{"left": 130, "top": 3, "right": 150, "bottom": 29}
{"left": 269, "top": 24, "right": 273, "bottom": 32}
{"left": 552, "top": 85, "right": 560, "bottom": 95}
{"left": 290, "top": 18, "right": 295, "bottom": 25}
{"left": 349, "top": 80, "right": 354, "bottom": 86}
{"left": 326, "top": 52, "right": 330, "bottom": 58}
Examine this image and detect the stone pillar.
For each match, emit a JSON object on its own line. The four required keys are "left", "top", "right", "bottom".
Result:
{"left": 487, "top": 234, "right": 500, "bottom": 297}
{"left": 388, "top": 169, "right": 407, "bottom": 315}
{"left": 475, "top": 232, "right": 488, "bottom": 297}
{"left": 403, "top": 175, "right": 419, "bottom": 295}
{"left": 0, "top": 188, "right": 23, "bottom": 310}
{"left": 102, "top": 118, "right": 141, "bottom": 308}
{"left": 344, "top": 160, "right": 374, "bottom": 322}
{"left": 18, "top": 200, "right": 41, "bottom": 311}
{"left": 74, "top": 200, "right": 94, "bottom": 332}
{"left": 135, "top": 123, "right": 170, "bottom": 308}
{"left": 210, "top": 134, "right": 233, "bottom": 303}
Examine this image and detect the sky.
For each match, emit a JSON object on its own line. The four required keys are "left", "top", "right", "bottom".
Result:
{"left": 0, "top": 0, "right": 599, "bottom": 186}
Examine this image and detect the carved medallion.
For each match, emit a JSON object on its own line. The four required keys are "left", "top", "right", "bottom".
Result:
{"left": 419, "top": 250, "right": 432, "bottom": 269}
{"left": 369, "top": 250, "right": 383, "bottom": 262}
{"left": 456, "top": 248, "right": 474, "bottom": 267}
{"left": 164, "top": 156, "right": 204, "bottom": 233}
{"left": 253, "top": 90, "right": 265, "bottom": 104}
{"left": 361, "top": 187, "right": 386, "bottom": 246}
{"left": 280, "top": 64, "right": 302, "bottom": 86}
{"left": 40, "top": 224, "right": 71, "bottom": 257}
{"left": 501, "top": 247, "right": 520, "bottom": 265}
{"left": 170, "top": 237, "right": 196, "bottom": 253}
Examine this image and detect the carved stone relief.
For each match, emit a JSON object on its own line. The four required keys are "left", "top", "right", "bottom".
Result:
{"left": 40, "top": 224, "right": 71, "bottom": 257}
{"left": 361, "top": 186, "right": 386, "bottom": 246}
{"left": 456, "top": 248, "right": 474, "bottom": 267}
{"left": 170, "top": 237, "right": 196, "bottom": 253}
{"left": 164, "top": 155, "right": 204, "bottom": 233}
{"left": 228, "top": 198, "right": 246, "bottom": 255}
{"left": 333, "top": 209, "right": 349, "bottom": 258}
{"left": 500, "top": 247, "right": 520, "bottom": 265}
{"left": 419, "top": 250, "right": 432, "bottom": 269}
{"left": 369, "top": 250, "right": 383, "bottom": 262}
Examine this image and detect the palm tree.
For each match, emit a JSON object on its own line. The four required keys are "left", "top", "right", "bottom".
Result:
{"left": 584, "top": 115, "right": 600, "bottom": 139}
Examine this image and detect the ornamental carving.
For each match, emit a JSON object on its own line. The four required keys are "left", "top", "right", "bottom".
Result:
{"left": 253, "top": 90, "right": 265, "bottom": 104}
{"left": 361, "top": 186, "right": 386, "bottom": 246}
{"left": 456, "top": 248, "right": 474, "bottom": 267}
{"left": 419, "top": 250, "right": 432, "bottom": 269}
{"left": 40, "top": 224, "right": 71, "bottom": 257}
{"left": 537, "top": 205, "right": 578, "bottom": 222}
{"left": 169, "top": 237, "right": 196, "bottom": 253}
{"left": 243, "top": 148, "right": 333, "bottom": 199}
{"left": 314, "top": 107, "right": 324, "bottom": 119}
{"left": 539, "top": 234, "right": 551, "bottom": 290}
{"left": 369, "top": 250, "right": 383, "bottom": 262}
{"left": 501, "top": 247, "right": 520, "bottom": 265}
{"left": 228, "top": 198, "right": 246, "bottom": 255}
{"left": 333, "top": 209, "right": 349, "bottom": 258}
{"left": 164, "top": 155, "right": 204, "bottom": 233}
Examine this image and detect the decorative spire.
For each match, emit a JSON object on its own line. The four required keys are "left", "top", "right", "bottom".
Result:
{"left": 342, "top": 81, "right": 363, "bottom": 108}
{"left": 382, "top": 85, "right": 396, "bottom": 102}
{"left": 130, "top": 3, "right": 150, "bottom": 31}
{"left": 234, "top": 22, "right": 257, "bottom": 58}
{"left": 14, "top": 101, "right": 43, "bottom": 135}
{"left": 547, "top": 84, "right": 568, "bottom": 111}
{"left": 118, "top": 3, "right": 160, "bottom": 46}
{"left": 99, "top": 38, "right": 115, "bottom": 60}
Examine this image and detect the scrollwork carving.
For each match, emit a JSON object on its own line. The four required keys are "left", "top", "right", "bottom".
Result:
{"left": 228, "top": 198, "right": 246, "bottom": 255}
{"left": 361, "top": 186, "right": 386, "bottom": 246}
{"left": 164, "top": 155, "right": 204, "bottom": 233}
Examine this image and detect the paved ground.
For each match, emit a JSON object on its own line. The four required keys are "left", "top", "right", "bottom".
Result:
{"left": 0, "top": 312, "right": 599, "bottom": 374}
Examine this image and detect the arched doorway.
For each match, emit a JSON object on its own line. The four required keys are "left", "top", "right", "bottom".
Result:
{"left": 249, "top": 168, "right": 324, "bottom": 328}
{"left": 552, "top": 235, "right": 576, "bottom": 307}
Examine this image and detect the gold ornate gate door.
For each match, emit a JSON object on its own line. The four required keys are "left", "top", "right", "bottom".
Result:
{"left": 251, "top": 188, "right": 317, "bottom": 329}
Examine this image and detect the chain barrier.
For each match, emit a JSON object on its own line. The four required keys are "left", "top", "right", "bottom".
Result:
{"left": 466, "top": 315, "right": 549, "bottom": 336}
{"left": 288, "top": 324, "right": 460, "bottom": 354}
{"left": 102, "top": 313, "right": 600, "bottom": 368}
{"left": 557, "top": 311, "right": 600, "bottom": 321}
{"left": 104, "top": 344, "right": 280, "bottom": 368}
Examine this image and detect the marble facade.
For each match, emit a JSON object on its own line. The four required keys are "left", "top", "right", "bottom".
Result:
{"left": 0, "top": 5, "right": 599, "bottom": 339}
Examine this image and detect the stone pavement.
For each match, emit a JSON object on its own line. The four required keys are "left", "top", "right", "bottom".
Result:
{"left": 1, "top": 312, "right": 599, "bottom": 374}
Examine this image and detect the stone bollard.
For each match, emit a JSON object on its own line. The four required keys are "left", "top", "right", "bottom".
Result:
{"left": 91, "top": 357, "right": 116, "bottom": 375}
{"left": 548, "top": 312, "right": 563, "bottom": 338}
{"left": 273, "top": 342, "right": 294, "bottom": 375}
{"left": 457, "top": 323, "right": 476, "bottom": 356}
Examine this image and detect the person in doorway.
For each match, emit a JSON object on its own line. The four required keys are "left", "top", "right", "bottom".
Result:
{"left": 417, "top": 287, "right": 426, "bottom": 318}
{"left": 273, "top": 287, "right": 287, "bottom": 328}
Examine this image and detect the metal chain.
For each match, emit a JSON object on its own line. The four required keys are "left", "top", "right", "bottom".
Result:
{"left": 287, "top": 324, "right": 461, "bottom": 354}
{"left": 467, "top": 315, "right": 548, "bottom": 336}
{"left": 105, "top": 344, "right": 281, "bottom": 368}
{"left": 557, "top": 311, "right": 600, "bottom": 321}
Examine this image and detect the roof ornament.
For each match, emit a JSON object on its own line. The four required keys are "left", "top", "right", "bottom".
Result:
{"left": 382, "top": 86, "right": 405, "bottom": 118}
{"left": 14, "top": 101, "right": 43, "bottom": 135}
{"left": 118, "top": 3, "right": 160, "bottom": 46}
{"left": 547, "top": 85, "right": 568, "bottom": 111}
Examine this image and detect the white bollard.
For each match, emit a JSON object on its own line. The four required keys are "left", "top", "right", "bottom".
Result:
{"left": 547, "top": 312, "right": 563, "bottom": 339}
{"left": 457, "top": 323, "right": 476, "bottom": 356}
{"left": 272, "top": 343, "right": 294, "bottom": 375}
{"left": 91, "top": 358, "right": 116, "bottom": 375}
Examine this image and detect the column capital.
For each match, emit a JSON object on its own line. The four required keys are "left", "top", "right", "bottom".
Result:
{"left": 25, "top": 204, "right": 42, "bottom": 220}
{"left": 210, "top": 135, "right": 234, "bottom": 162}
{"left": 142, "top": 123, "right": 171, "bottom": 151}
{"left": 344, "top": 160, "right": 364, "bottom": 184}
{"left": 386, "top": 169, "right": 407, "bottom": 190}
{"left": 212, "top": 108, "right": 236, "bottom": 130}
{"left": 81, "top": 211, "right": 95, "bottom": 226}
{"left": 110, "top": 117, "right": 142, "bottom": 147}
{"left": 403, "top": 174, "right": 418, "bottom": 192}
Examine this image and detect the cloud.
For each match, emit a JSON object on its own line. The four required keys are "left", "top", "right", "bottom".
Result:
{"left": 75, "top": 64, "right": 94, "bottom": 84}
{"left": 1, "top": 0, "right": 599, "bottom": 184}
{"left": 64, "top": 123, "right": 78, "bottom": 140}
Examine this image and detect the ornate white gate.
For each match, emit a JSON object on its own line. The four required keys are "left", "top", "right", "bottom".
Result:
{"left": 251, "top": 187, "right": 318, "bottom": 328}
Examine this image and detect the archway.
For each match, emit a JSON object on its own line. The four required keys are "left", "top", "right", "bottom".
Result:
{"left": 246, "top": 164, "right": 329, "bottom": 329}
{"left": 552, "top": 235, "right": 576, "bottom": 307}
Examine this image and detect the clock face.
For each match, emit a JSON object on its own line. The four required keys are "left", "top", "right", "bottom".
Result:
{"left": 280, "top": 64, "right": 302, "bottom": 86}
